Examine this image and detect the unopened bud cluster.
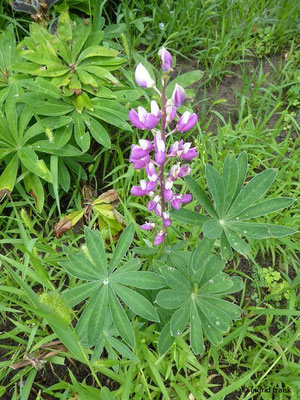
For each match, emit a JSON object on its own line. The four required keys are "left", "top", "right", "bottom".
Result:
{"left": 129, "top": 48, "right": 198, "bottom": 245}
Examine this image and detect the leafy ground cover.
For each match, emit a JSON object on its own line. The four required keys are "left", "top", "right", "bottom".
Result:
{"left": 0, "top": 1, "right": 299, "bottom": 399}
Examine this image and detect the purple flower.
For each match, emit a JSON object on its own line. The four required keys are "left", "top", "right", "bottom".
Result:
{"left": 139, "top": 139, "right": 154, "bottom": 152}
{"left": 131, "top": 180, "right": 156, "bottom": 197}
{"left": 130, "top": 144, "right": 149, "bottom": 160}
{"left": 158, "top": 47, "right": 173, "bottom": 72}
{"left": 130, "top": 155, "right": 150, "bottom": 169}
{"left": 163, "top": 218, "right": 172, "bottom": 227}
{"left": 170, "top": 196, "right": 181, "bottom": 210}
{"left": 147, "top": 200, "right": 157, "bottom": 211}
{"left": 154, "top": 133, "right": 166, "bottom": 165}
{"left": 169, "top": 140, "right": 183, "bottom": 157}
{"left": 180, "top": 145, "right": 198, "bottom": 161}
{"left": 145, "top": 162, "right": 159, "bottom": 181}
{"left": 140, "top": 221, "right": 155, "bottom": 230}
{"left": 129, "top": 109, "right": 144, "bottom": 129}
{"left": 162, "top": 212, "right": 172, "bottom": 227}
{"left": 172, "top": 84, "right": 185, "bottom": 108}
{"left": 154, "top": 230, "right": 166, "bottom": 246}
{"left": 176, "top": 111, "right": 198, "bottom": 132}
{"left": 131, "top": 186, "right": 146, "bottom": 196}
{"left": 129, "top": 105, "right": 160, "bottom": 130}
{"left": 163, "top": 189, "right": 174, "bottom": 201}
{"left": 155, "top": 151, "right": 166, "bottom": 165}
{"left": 178, "top": 165, "right": 191, "bottom": 177}
{"left": 168, "top": 163, "right": 181, "bottom": 180}
{"left": 135, "top": 63, "right": 155, "bottom": 88}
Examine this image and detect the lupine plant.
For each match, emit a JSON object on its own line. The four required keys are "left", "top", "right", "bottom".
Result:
{"left": 129, "top": 48, "right": 199, "bottom": 245}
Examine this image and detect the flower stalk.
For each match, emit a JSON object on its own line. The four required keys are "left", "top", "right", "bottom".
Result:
{"left": 129, "top": 48, "right": 198, "bottom": 245}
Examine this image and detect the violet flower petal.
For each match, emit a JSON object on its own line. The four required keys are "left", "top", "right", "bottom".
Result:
{"left": 129, "top": 109, "right": 144, "bottom": 129}
{"left": 172, "top": 84, "right": 185, "bottom": 108}
{"left": 131, "top": 186, "right": 146, "bottom": 196}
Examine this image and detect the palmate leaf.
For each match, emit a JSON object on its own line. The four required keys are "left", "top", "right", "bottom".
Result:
{"left": 172, "top": 152, "right": 296, "bottom": 259}
{"left": 59, "top": 224, "right": 165, "bottom": 349}
{"left": 156, "top": 250, "right": 243, "bottom": 355}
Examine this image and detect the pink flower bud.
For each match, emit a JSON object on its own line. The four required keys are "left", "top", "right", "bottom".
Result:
{"left": 180, "top": 194, "right": 193, "bottom": 204}
{"left": 140, "top": 221, "right": 155, "bottom": 231}
{"left": 163, "top": 218, "right": 172, "bottom": 227}
{"left": 172, "top": 84, "right": 185, "bottom": 108}
{"left": 158, "top": 47, "right": 173, "bottom": 72}
{"left": 154, "top": 230, "right": 166, "bottom": 246}
{"left": 135, "top": 63, "right": 155, "bottom": 88}
{"left": 176, "top": 112, "right": 198, "bottom": 132}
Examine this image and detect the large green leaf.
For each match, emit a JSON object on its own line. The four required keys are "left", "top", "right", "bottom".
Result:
{"left": 222, "top": 154, "right": 238, "bottom": 213}
{"left": 108, "top": 287, "right": 135, "bottom": 348}
{"left": 83, "top": 114, "right": 111, "bottom": 148}
{"left": 227, "top": 222, "right": 297, "bottom": 238}
{"left": 226, "top": 169, "right": 277, "bottom": 219}
{"left": 197, "top": 298, "right": 232, "bottom": 331}
{"left": 202, "top": 218, "right": 223, "bottom": 239}
{"left": 84, "top": 228, "right": 107, "bottom": 276}
{"left": 190, "top": 302, "right": 204, "bottom": 354}
{"left": 209, "top": 298, "right": 242, "bottom": 320}
{"left": 197, "top": 307, "right": 223, "bottom": 346}
{"left": 110, "top": 281, "right": 159, "bottom": 322}
{"left": 234, "top": 152, "right": 248, "bottom": 199}
{"left": 199, "top": 274, "right": 234, "bottom": 295}
{"left": 18, "top": 147, "right": 53, "bottom": 183}
{"left": 223, "top": 227, "right": 251, "bottom": 257}
{"left": 158, "top": 322, "right": 175, "bottom": 356}
{"left": 234, "top": 197, "right": 295, "bottom": 219}
{"left": 170, "top": 302, "right": 190, "bottom": 336}
{"left": 86, "top": 286, "right": 108, "bottom": 346}
{"left": 205, "top": 164, "right": 225, "bottom": 217}
{"left": 160, "top": 267, "right": 191, "bottom": 292}
{"left": 62, "top": 281, "right": 101, "bottom": 307}
{"left": 109, "top": 223, "right": 134, "bottom": 273}
{"left": 199, "top": 255, "right": 225, "bottom": 286}
{"left": 191, "top": 237, "right": 215, "bottom": 273}
{"left": 155, "top": 289, "right": 190, "bottom": 309}
{"left": 185, "top": 176, "right": 218, "bottom": 218}
{"left": 0, "top": 154, "right": 19, "bottom": 192}
{"left": 170, "top": 208, "right": 208, "bottom": 226}
{"left": 110, "top": 271, "right": 165, "bottom": 289}
{"left": 62, "top": 247, "right": 104, "bottom": 280}
{"left": 220, "top": 231, "right": 233, "bottom": 260}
